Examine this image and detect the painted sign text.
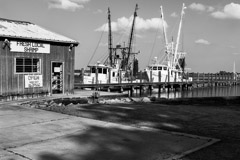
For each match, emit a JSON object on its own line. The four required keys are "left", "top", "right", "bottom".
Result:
{"left": 11, "top": 41, "right": 50, "bottom": 53}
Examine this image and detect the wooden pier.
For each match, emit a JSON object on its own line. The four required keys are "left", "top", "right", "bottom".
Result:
{"left": 74, "top": 72, "right": 240, "bottom": 97}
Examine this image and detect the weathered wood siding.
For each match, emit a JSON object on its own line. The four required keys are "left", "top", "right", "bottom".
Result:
{"left": 0, "top": 38, "right": 75, "bottom": 95}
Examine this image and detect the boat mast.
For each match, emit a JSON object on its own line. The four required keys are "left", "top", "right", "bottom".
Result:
{"left": 160, "top": 5, "right": 172, "bottom": 67}
{"left": 160, "top": 6, "right": 168, "bottom": 46}
{"left": 172, "top": 3, "right": 186, "bottom": 69}
{"left": 125, "top": 4, "right": 138, "bottom": 71}
{"left": 108, "top": 7, "right": 113, "bottom": 67}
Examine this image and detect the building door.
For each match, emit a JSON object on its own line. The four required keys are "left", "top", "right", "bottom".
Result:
{"left": 51, "top": 62, "right": 64, "bottom": 94}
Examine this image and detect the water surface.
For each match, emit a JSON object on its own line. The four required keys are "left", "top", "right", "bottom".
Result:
{"left": 131, "top": 85, "right": 240, "bottom": 99}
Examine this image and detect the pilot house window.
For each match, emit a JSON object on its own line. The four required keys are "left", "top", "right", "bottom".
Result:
{"left": 98, "top": 68, "right": 102, "bottom": 74}
{"left": 91, "top": 67, "right": 96, "bottom": 73}
{"left": 103, "top": 68, "right": 107, "bottom": 74}
{"left": 15, "top": 58, "right": 41, "bottom": 73}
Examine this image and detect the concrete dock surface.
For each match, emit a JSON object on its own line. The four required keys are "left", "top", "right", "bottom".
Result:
{"left": 0, "top": 91, "right": 219, "bottom": 160}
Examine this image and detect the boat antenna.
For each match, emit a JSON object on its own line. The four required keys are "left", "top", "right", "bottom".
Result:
{"left": 108, "top": 7, "right": 113, "bottom": 67}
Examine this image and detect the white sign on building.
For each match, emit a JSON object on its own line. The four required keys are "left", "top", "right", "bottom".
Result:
{"left": 10, "top": 41, "right": 50, "bottom": 53}
{"left": 25, "top": 75, "right": 43, "bottom": 88}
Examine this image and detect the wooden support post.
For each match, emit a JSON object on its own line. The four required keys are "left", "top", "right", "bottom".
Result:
{"left": 95, "top": 67, "right": 98, "bottom": 84}
{"left": 108, "top": 68, "right": 111, "bottom": 84}
{"left": 211, "top": 73, "right": 213, "bottom": 86}
{"left": 158, "top": 71, "right": 161, "bottom": 83}
{"left": 149, "top": 85, "right": 152, "bottom": 96}
{"left": 202, "top": 73, "right": 205, "bottom": 87}
{"left": 80, "top": 68, "right": 84, "bottom": 83}
{"left": 197, "top": 72, "right": 199, "bottom": 83}
{"left": 207, "top": 73, "right": 210, "bottom": 86}
{"left": 186, "top": 72, "right": 189, "bottom": 82}
{"left": 140, "top": 70, "right": 142, "bottom": 83}
{"left": 215, "top": 74, "right": 218, "bottom": 86}
{"left": 140, "top": 85, "right": 142, "bottom": 96}
{"left": 150, "top": 70, "right": 153, "bottom": 82}
{"left": 168, "top": 69, "right": 170, "bottom": 83}
{"left": 162, "top": 85, "right": 166, "bottom": 91}
{"left": 179, "top": 84, "right": 182, "bottom": 91}
{"left": 119, "top": 70, "right": 122, "bottom": 83}
{"left": 130, "top": 70, "right": 133, "bottom": 83}
{"left": 130, "top": 86, "right": 133, "bottom": 97}
{"left": 174, "top": 72, "right": 177, "bottom": 82}
{"left": 181, "top": 72, "right": 183, "bottom": 82}
{"left": 158, "top": 85, "right": 161, "bottom": 98}
{"left": 224, "top": 74, "right": 227, "bottom": 85}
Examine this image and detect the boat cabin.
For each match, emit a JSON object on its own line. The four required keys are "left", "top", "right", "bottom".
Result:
{"left": 146, "top": 64, "right": 183, "bottom": 82}
{"left": 83, "top": 63, "right": 126, "bottom": 84}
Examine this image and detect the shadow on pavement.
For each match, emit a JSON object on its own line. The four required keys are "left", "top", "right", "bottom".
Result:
{"left": 37, "top": 125, "right": 207, "bottom": 160}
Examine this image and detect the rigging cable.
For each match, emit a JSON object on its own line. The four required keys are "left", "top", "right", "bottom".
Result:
{"left": 147, "top": 18, "right": 162, "bottom": 66}
{"left": 115, "top": 18, "right": 132, "bottom": 46}
{"left": 170, "top": 20, "right": 178, "bottom": 39}
{"left": 86, "top": 19, "right": 107, "bottom": 68}
{"left": 99, "top": 51, "right": 109, "bottom": 63}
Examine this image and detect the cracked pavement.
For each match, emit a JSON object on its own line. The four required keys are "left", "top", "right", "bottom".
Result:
{"left": 0, "top": 101, "right": 217, "bottom": 160}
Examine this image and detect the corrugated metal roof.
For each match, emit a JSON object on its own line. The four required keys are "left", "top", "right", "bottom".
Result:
{"left": 0, "top": 18, "right": 78, "bottom": 44}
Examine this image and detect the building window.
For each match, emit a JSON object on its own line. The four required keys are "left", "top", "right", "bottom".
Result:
{"left": 91, "top": 67, "right": 96, "bottom": 73}
{"left": 98, "top": 68, "right": 102, "bottom": 74}
{"left": 103, "top": 68, "right": 107, "bottom": 74}
{"left": 15, "top": 58, "right": 41, "bottom": 73}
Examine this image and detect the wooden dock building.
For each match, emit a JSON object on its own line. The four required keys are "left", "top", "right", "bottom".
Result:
{"left": 0, "top": 18, "right": 78, "bottom": 100}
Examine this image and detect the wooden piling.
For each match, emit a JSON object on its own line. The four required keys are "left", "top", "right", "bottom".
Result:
{"left": 158, "top": 85, "right": 161, "bottom": 98}
{"left": 95, "top": 66, "right": 98, "bottom": 84}
{"left": 140, "top": 71, "right": 142, "bottom": 83}
{"left": 158, "top": 71, "right": 161, "bottom": 83}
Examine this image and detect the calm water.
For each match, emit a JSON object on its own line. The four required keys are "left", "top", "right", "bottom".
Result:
{"left": 130, "top": 85, "right": 240, "bottom": 99}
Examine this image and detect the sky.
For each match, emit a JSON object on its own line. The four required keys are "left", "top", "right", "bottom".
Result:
{"left": 0, "top": 0, "right": 240, "bottom": 73}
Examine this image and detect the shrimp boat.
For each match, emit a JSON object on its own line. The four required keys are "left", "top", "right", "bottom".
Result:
{"left": 145, "top": 3, "right": 191, "bottom": 83}
{"left": 83, "top": 5, "right": 139, "bottom": 84}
